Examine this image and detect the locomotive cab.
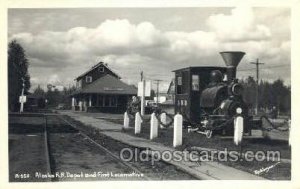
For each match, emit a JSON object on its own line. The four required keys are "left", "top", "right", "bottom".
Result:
{"left": 173, "top": 51, "right": 251, "bottom": 136}
{"left": 173, "top": 66, "right": 228, "bottom": 123}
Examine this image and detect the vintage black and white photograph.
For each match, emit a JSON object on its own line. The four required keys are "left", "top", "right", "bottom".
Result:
{"left": 4, "top": 3, "right": 295, "bottom": 184}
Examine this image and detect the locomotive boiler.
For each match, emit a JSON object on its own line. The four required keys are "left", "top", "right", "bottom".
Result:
{"left": 173, "top": 51, "right": 251, "bottom": 138}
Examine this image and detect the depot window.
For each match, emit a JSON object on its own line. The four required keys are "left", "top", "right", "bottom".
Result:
{"left": 86, "top": 76, "right": 92, "bottom": 83}
{"left": 177, "top": 76, "right": 182, "bottom": 94}
{"left": 98, "top": 67, "right": 104, "bottom": 72}
{"left": 97, "top": 96, "right": 118, "bottom": 107}
{"left": 192, "top": 75, "right": 199, "bottom": 91}
{"left": 178, "top": 76, "right": 182, "bottom": 86}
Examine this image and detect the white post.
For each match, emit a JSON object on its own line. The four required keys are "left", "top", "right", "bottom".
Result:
{"left": 71, "top": 97, "right": 75, "bottom": 111}
{"left": 234, "top": 116, "right": 244, "bottom": 145}
{"left": 83, "top": 100, "right": 87, "bottom": 112}
{"left": 19, "top": 95, "right": 26, "bottom": 113}
{"left": 20, "top": 98, "right": 24, "bottom": 113}
{"left": 150, "top": 113, "right": 158, "bottom": 140}
{"left": 123, "top": 112, "right": 130, "bottom": 129}
{"left": 160, "top": 112, "right": 167, "bottom": 129}
{"left": 19, "top": 78, "right": 25, "bottom": 113}
{"left": 135, "top": 112, "right": 142, "bottom": 134}
{"left": 72, "top": 97, "right": 75, "bottom": 106}
{"left": 89, "top": 95, "right": 92, "bottom": 107}
{"left": 173, "top": 113, "right": 183, "bottom": 147}
{"left": 79, "top": 101, "right": 82, "bottom": 111}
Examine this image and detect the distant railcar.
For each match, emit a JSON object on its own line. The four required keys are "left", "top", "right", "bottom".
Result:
{"left": 24, "top": 94, "right": 46, "bottom": 112}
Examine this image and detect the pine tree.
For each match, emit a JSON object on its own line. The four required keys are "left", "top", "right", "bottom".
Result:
{"left": 8, "top": 40, "right": 31, "bottom": 112}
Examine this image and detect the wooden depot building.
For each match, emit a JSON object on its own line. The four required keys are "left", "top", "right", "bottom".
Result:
{"left": 71, "top": 62, "right": 137, "bottom": 113}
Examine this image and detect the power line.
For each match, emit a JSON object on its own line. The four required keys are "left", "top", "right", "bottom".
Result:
{"left": 238, "top": 64, "right": 290, "bottom": 71}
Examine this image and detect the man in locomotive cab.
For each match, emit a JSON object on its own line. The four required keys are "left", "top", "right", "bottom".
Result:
{"left": 127, "top": 96, "right": 140, "bottom": 115}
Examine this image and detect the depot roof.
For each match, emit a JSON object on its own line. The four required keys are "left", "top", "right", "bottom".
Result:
{"left": 72, "top": 74, "right": 137, "bottom": 96}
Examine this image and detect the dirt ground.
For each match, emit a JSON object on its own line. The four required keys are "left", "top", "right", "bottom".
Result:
{"left": 60, "top": 115, "right": 197, "bottom": 180}
{"left": 46, "top": 115, "right": 146, "bottom": 181}
{"left": 9, "top": 117, "right": 50, "bottom": 182}
{"left": 9, "top": 112, "right": 290, "bottom": 181}
{"left": 10, "top": 114, "right": 197, "bottom": 182}
{"left": 99, "top": 116, "right": 291, "bottom": 180}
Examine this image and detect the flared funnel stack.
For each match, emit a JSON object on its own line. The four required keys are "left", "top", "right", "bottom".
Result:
{"left": 220, "top": 51, "right": 245, "bottom": 81}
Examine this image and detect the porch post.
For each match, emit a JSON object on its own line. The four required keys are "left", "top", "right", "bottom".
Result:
{"left": 83, "top": 99, "right": 87, "bottom": 112}
{"left": 89, "top": 95, "right": 92, "bottom": 107}
{"left": 71, "top": 97, "right": 75, "bottom": 111}
{"left": 96, "top": 95, "right": 99, "bottom": 106}
{"left": 79, "top": 100, "right": 82, "bottom": 111}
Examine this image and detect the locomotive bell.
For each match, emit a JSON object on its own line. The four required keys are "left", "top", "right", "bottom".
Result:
{"left": 220, "top": 51, "right": 245, "bottom": 81}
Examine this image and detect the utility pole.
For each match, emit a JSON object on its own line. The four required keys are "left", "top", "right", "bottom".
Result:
{"left": 140, "top": 71, "right": 143, "bottom": 81}
{"left": 141, "top": 79, "right": 146, "bottom": 115}
{"left": 140, "top": 71, "right": 145, "bottom": 115}
{"left": 154, "top": 79, "right": 162, "bottom": 107}
{"left": 19, "top": 77, "right": 25, "bottom": 113}
{"left": 250, "top": 59, "right": 264, "bottom": 115}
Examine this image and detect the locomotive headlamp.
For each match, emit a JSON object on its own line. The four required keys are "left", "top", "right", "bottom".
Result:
{"left": 236, "top": 107, "right": 242, "bottom": 114}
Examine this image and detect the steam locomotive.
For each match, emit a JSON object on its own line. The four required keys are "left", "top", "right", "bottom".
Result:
{"left": 173, "top": 51, "right": 252, "bottom": 138}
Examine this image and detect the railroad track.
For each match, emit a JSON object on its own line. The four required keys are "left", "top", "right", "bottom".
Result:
{"left": 55, "top": 115, "right": 151, "bottom": 180}
{"left": 43, "top": 114, "right": 151, "bottom": 181}
{"left": 9, "top": 112, "right": 290, "bottom": 181}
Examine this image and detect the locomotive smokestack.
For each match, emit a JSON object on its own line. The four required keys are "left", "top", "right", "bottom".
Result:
{"left": 220, "top": 51, "right": 245, "bottom": 81}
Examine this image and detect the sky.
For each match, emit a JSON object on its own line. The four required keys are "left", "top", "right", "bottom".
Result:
{"left": 8, "top": 7, "right": 291, "bottom": 92}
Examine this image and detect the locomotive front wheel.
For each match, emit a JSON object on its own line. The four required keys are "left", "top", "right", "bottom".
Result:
{"left": 206, "top": 130, "right": 213, "bottom": 138}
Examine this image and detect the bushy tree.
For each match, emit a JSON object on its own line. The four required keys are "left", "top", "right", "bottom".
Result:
{"left": 61, "top": 85, "right": 77, "bottom": 109}
{"left": 241, "top": 76, "right": 256, "bottom": 109}
{"left": 8, "top": 40, "right": 31, "bottom": 112}
{"left": 45, "top": 85, "right": 62, "bottom": 107}
{"left": 241, "top": 77, "right": 291, "bottom": 115}
{"left": 45, "top": 84, "right": 77, "bottom": 108}
{"left": 271, "top": 79, "right": 290, "bottom": 113}
{"left": 33, "top": 85, "right": 45, "bottom": 97}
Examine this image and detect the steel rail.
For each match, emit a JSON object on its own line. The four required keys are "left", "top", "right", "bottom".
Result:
{"left": 43, "top": 115, "right": 53, "bottom": 181}
{"left": 56, "top": 115, "right": 151, "bottom": 181}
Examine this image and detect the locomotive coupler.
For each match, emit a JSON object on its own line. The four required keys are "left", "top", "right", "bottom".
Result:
{"left": 187, "top": 126, "right": 199, "bottom": 133}
{"left": 196, "top": 130, "right": 213, "bottom": 138}
{"left": 187, "top": 125, "right": 213, "bottom": 138}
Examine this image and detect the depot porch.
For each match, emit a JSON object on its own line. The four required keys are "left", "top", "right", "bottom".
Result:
{"left": 71, "top": 94, "right": 134, "bottom": 113}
